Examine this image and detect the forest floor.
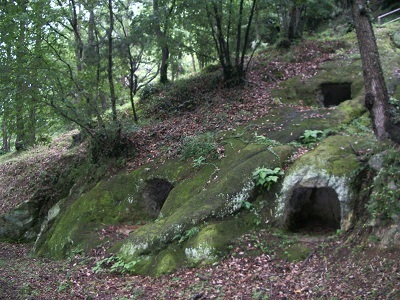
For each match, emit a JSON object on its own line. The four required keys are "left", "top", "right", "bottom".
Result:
{"left": 1, "top": 228, "right": 399, "bottom": 299}
{"left": 1, "top": 38, "right": 400, "bottom": 299}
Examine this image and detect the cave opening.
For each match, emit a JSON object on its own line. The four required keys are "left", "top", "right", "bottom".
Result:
{"left": 142, "top": 178, "right": 174, "bottom": 217}
{"left": 286, "top": 187, "right": 341, "bottom": 233}
{"left": 319, "top": 82, "right": 352, "bottom": 107}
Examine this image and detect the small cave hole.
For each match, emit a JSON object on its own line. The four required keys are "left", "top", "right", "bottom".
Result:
{"left": 142, "top": 178, "right": 174, "bottom": 217}
{"left": 319, "top": 82, "right": 352, "bottom": 107}
{"left": 286, "top": 187, "right": 341, "bottom": 233}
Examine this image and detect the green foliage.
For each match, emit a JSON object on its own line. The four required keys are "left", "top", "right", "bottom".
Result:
{"left": 192, "top": 156, "right": 206, "bottom": 168}
{"left": 299, "top": 129, "right": 325, "bottom": 147}
{"left": 240, "top": 199, "right": 253, "bottom": 210}
{"left": 140, "top": 73, "right": 219, "bottom": 117}
{"left": 138, "top": 83, "right": 161, "bottom": 102}
{"left": 201, "top": 63, "right": 221, "bottom": 74}
{"left": 89, "top": 124, "right": 134, "bottom": 163}
{"left": 335, "top": 115, "right": 372, "bottom": 137}
{"left": 367, "top": 149, "right": 400, "bottom": 221}
{"left": 58, "top": 281, "right": 71, "bottom": 293}
{"left": 180, "top": 133, "right": 219, "bottom": 161}
{"left": 92, "top": 255, "right": 137, "bottom": 275}
{"left": 173, "top": 227, "right": 200, "bottom": 243}
{"left": 389, "top": 96, "right": 400, "bottom": 124}
{"left": 252, "top": 167, "right": 284, "bottom": 190}
{"left": 253, "top": 133, "right": 281, "bottom": 146}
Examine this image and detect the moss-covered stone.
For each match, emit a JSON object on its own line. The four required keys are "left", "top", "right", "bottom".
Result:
{"left": 32, "top": 32, "right": 398, "bottom": 270}
{"left": 160, "top": 164, "right": 216, "bottom": 218}
{"left": 184, "top": 219, "right": 253, "bottom": 265}
{"left": 151, "top": 245, "right": 187, "bottom": 276}
{"left": 116, "top": 144, "right": 295, "bottom": 274}
{"left": 277, "top": 135, "right": 376, "bottom": 230}
{"left": 271, "top": 58, "right": 364, "bottom": 107}
{"left": 331, "top": 97, "right": 367, "bottom": 124}
{"left": 35, "top": 166, "right": 153, "bottom": 258}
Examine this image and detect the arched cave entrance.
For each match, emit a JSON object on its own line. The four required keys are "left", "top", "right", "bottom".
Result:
{"left": 319, "top": 82, "right": 352, "bottom": 107}
{"left": 286, "top": 187, "right": 341, "bottom": 233}
{"left": 142, "top": 178, "right": 174, "bottom": 217}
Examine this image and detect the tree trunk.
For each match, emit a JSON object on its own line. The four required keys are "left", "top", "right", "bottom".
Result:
{"left": 191, "top": 52, "right": 197, "bottom": 72}
{"left": 159, "top": 46, "right": 170, "bottom": 84}
{"left": 71, "top": 0, "right": 83, "bottom": 72}
{"left": 15, "top": 0, "right": 27, "bottom": 150}
{"left": 288, "top": 4, "right": 304, "bottom": 40}
{"left": 2, "top": 118, "right": 9, "bottom": 152}
{"left": 352, "top": 0, "right": 399, "bottom": 143}
{"left": 206, "top": 0, "right": 257, "bottom": 86}
{"left": 153, "top": 0, "right": 171, "bottom": 84}
{"left": 107, "top": 0, "right": 117, "bottom": 122}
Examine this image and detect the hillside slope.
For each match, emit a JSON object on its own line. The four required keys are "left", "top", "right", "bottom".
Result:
{"left": 1, "top": 24, "right": 400, "bottom": 299}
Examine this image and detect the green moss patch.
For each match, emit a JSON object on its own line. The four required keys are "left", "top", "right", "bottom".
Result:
{"left": 35, "top": 167, "right": 153, "bottom": 258}
{"left": 116, "top": 144, "right": 295, "bottom": 274}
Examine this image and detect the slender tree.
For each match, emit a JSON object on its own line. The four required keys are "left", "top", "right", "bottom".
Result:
{"left": 153, "top": 0, "right": 176, "bottom": 84}
{"left": 205, "top": 0, "right": 257, "bottom": 85}
{"left": 352, "top": 0, "right": 400, "bottom": 143}
{"left": 107, "top": 0, "right": 117, "bottom": 122}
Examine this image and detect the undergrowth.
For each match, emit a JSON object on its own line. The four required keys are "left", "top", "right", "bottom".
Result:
{"left": 179, "top": 133, "right": 220, "bottom": 162}
{"left": 139, "top": 71, "right": 221, "bottom": 118}
{"left": 367, "top": 147, "right": 400, "bottom": 222}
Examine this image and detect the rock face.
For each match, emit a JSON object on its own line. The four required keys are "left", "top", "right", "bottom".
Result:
{"left": 115, "top": 144, "right": 295, "bottom": 275}
{"left": 33, "top": 135, "right": 295, "bottom": 273}
{"left": 9, "top": 63, "right": 374, "bottom": 275}
{"left": 0, "top": 202, "right": 38, "bottom": 242}
{"left": 271, "top": 59, "right": 364, "bottom": 107}
{"left": 277, "top": 136, "right": 374, "bottom": 231}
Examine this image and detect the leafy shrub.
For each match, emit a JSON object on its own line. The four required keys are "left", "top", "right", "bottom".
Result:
{"left": 139, "top": 72, "right": 220, "bottom": 118}
{"left": 138, "top": 83, "right": 161, "bottom": 102}
{"left": 252, "top": 167, "right": 284, "bottom": 190}
{"left": 276, "top": 38, "right": 291, "bottom": 49}
{"left": 201, "top": 63, "right": 221, "bottom": 74}
{"left": 89, "top": 124, "right": 134, "bottom": 163}
{"left": 36, "top": 134, "right": 52, "bottom": 146}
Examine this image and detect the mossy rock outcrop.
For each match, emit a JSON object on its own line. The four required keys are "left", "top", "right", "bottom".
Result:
{"left": 30, "top": 36, "right": 388, "bottom": 274}
{"left": 34, "top": 137, "right": 294, "bottom": 270}
{"left": 115, "top": 144, "right": 294, "bottom": 275}
{"left": 277, "top": 134, "right": 377, "bottom": 231}
{"left": 271, "top": 58, "right": 364, "bottom": 107}
{"left": 33, "top": 77, "right": 370, "bottom": 273}
{"left": 34, "top": 167, "right": 155, "bottom": 258}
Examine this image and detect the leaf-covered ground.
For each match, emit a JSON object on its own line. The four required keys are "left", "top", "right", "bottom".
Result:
{"left": 1, "top": 38, "right": 400, "bottom": 299}
{"left": 1, "top": 229, "right": 399, "bottom": 299}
